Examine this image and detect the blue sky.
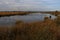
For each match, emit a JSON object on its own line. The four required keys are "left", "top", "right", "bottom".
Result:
{"left": 0, "top": 0, "right": 60, "bottom": 11}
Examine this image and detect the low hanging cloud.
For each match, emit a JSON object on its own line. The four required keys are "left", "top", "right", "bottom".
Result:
{"left": 0, "top": 0, "right": 60, "bottom": 11}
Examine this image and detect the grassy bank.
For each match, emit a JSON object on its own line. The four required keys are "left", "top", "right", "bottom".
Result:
{"left": 0, "top": 11, "right": 60, "bottom": 17}
{"left": 0, "top": 11, "right": 31, "bottom": 17}
{"left": 0, "top": 17, "right": 59, "bottom": 40}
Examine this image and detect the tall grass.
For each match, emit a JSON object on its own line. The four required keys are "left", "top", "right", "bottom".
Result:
{"left": 0, "top": 17, "right": 60, "bottom": 40}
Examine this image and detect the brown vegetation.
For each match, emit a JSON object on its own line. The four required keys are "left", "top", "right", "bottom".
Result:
{"left": 0, "top": 11, "right": 60, "bottom": 40}
{"left": 0, "top": 11, "right": 60, "bottom": 16}
{"left": 0, "top": 17, "right": 59, "bottom": 40}
{"left": 0, "top": 11, "right": 30, "bottom": 16}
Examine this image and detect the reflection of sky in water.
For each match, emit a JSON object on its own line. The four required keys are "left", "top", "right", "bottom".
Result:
{"left": 0, "top": 13, "right": 56, "bottom": 26}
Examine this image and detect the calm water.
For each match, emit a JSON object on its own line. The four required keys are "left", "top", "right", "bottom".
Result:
{"left": 0, "top": 13, "right": 57, "bottom": 26}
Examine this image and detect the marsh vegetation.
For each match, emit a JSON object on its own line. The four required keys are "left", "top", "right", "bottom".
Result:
{"left": 0, "top": 12, "right": 59, "bottom": 40}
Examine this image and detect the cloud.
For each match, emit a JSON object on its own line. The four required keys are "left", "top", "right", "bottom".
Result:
{"left": 0, "top": 0, "right": 59, "bottom": 11}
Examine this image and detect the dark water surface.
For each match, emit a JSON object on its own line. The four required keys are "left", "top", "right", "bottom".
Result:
{"left": 0, "top": 13, "right": 57, "bottom": 26}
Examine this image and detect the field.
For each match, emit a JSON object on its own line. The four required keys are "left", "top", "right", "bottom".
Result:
{"left": 0, "top": 11, "right": 30, "bottom": 16}
{"left": 0, "top": 11, "right": 60, "bottom": 16}
{"left": 0, "top": 17, "right": 59, "bottom": 40}
{"left": 0, "top": 12, "right": 60, "bottom": 40}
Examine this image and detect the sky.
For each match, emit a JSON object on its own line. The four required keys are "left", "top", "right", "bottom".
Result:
{"left": 0, "top": 0, "right": 60, "bottom": 11}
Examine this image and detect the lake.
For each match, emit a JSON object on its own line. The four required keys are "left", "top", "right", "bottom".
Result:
{"left": 0, "top": 13, "right": 57, "bottom": 26}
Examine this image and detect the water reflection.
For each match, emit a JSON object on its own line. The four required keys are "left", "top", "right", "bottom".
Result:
{"left": 0, "top": 13, "right": 57, "bottom": 26}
